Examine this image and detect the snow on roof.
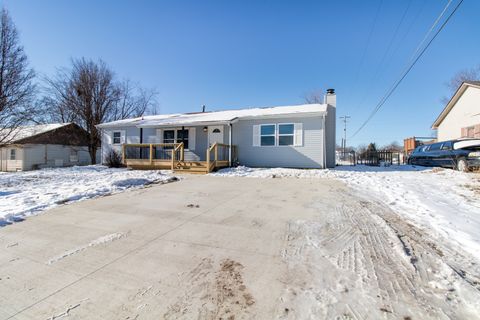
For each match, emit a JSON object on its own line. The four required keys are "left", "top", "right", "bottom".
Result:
{"left": 454, "top": 139, "right": 480, "bottom": 150}
{"left": 98, "top": 104, "right": 327, "bottom": 128}
{"left": 1, "top": 123, "right": 70, "bottom": 143}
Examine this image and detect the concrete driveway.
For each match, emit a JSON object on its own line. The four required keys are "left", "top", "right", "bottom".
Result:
{"left": 0, "top": 175, "right": 479, "bottom": 319}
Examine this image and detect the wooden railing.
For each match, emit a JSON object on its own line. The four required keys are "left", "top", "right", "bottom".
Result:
{"left": 206, "top": 143, "right": 236, "bottom": 173}
{"left": 122, "top": 143, "right": 184, "bottom": 170}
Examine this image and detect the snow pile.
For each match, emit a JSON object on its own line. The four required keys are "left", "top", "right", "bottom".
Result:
{"left": 213, "top": 165, "right": 480, "bottom": 260}
{"left": 0, "top": 165, "right": 175, "bottom": 225}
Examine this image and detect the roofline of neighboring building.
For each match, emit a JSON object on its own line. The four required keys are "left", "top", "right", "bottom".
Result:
{"left": 432, "top": 81, "right": 480, "bottom": 129}
{"left": 2, "top": 123, "right": 73, "bottom": 144}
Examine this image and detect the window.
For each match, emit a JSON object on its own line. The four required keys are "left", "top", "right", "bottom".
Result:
{"left": 70, "top": 150, "right": 78, "bottom": 162}
{"left": 278, "top": 124, "right": 294, "bottom": 146}
{"left": 441, "top": 141, "right": 453, "bottom": 150}
{"left": 260, "top": 124, "right": 275, "bottom": 146}
{"left": 163, "top": 130, "right": 175, "bottom": 144}
{"left": 254, "top": 123, "right": 301, "bottom": 147}
{"left": 428, "top": 143, "right": 442, "bottom": 151}
{"left": 466, "top": 126, "right": 475, "bottom": 138}
{"left": 113, "top": 131, "right": 122, "bottom": 144}
{"left": 9, "top": 149, "right": 16, "bottom": 160}
{"left": 177, "top": 129, "right": 189, "bottom": 149}
{"left": 163, "top": 129, "right": 189, "bottom": 149}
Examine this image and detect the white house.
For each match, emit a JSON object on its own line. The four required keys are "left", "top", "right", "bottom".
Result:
{"left": 432, "top": 81, "right": 480, "bottom": 141}
{"left": 0, "top": 123, "right": 95, "bottom": 172}
{"left": 97, "top": 90, "right": 337, "bottom": 173}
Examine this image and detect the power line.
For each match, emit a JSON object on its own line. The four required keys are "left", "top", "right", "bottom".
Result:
{"left": 345, "top": 0, "right": 383, "bottom": 103}
{"left": 350, "top": 0, "right": 463, "bottom": 139}
{"left": 351, "top": 0, "right": 412, "bottom": 114}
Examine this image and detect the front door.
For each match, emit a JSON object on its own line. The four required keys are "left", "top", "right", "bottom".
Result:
{"left": 208, "top": 126, "right": 224, "bottom": 146}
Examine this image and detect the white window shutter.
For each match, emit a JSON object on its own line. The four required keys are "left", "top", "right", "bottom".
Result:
{"left": 105, "top": 130, "right": 113, "bottom": 144}
{"left": 253, "top": 125, "right": 260, "bottom": 146}
{"left": 120, "top": 130, "right": 126, "bottom": 144}
{"left": 156, "top": 129, "right": 162, "bottom": 143}
{"left": 294, "top": 123, "right": 303, "bottom": 146}
{"left": 189, "top": 128, "right": 196, "bottom": 150}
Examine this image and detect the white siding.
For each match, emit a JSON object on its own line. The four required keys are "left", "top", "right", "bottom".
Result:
{"left": 0, "top": 147, "right": 24, "bottom": 171}
{"left": 437, "top": 86, "right": 480, "bottom": 141}
{"left": 233, "top": 116, "right": 326, "bottom": 168}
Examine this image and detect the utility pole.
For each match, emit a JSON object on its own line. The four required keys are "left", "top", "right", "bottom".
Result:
{"left": 339, "top": 115, "right": 351, "bottom": 158}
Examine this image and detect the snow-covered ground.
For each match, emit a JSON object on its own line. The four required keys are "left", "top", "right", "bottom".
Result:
{"left": 0, "top": 165, "right": 175, "bottom": 225}
{"left": 212, "top": 165, "right": 480, "bottom": 261}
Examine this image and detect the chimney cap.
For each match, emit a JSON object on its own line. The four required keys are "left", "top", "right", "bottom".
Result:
{"left": 326, "top": 88, "right": 335, "bottom": 94}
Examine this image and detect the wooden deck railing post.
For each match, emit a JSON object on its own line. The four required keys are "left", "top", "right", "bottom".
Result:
{"left": 122, "top": 144, "right": 126, "bottom": 164}
{"left": 171, "top": 145, "right": 175, "bottom": 170}
{"left": 214, "top": 144, "right": 218, "bottom": 162}
{"left": 206, "top": 149, "right": 210, "bottom": 173}
{"left": 149, "top": 144, "right": 153, "bottom": 165}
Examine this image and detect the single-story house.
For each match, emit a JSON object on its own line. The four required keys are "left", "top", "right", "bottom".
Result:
{"left": 0, "top": 123, "right": 96, "bottom": 172}
{"left": 97, "top": 90, "right": 336, "bottom": 173}
{"left": 432, "top": 81, "right": 480, "bottom": 141}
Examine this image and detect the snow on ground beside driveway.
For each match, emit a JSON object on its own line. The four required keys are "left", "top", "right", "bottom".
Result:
{"left": 0, "top": 165, "right": 175, "bottom": 225}
{"left": 213, "top": 165, "right": 480, "bottom": 261}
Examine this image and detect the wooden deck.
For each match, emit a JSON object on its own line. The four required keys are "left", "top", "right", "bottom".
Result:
{"left": 122, "top": 143, "right": 235, "bottom": 174}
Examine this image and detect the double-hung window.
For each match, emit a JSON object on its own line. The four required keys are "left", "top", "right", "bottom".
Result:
{"left": 10, "top": 149, "right": 16, "bottom": 160}
{"left": 113, "top": 131, "right": 122, "bottom": 144}
{"left": 278, "top": 124, "right": 294, "bottom": 146}
{"left": 260, "top": 125, "right": 276, "bottom": 146}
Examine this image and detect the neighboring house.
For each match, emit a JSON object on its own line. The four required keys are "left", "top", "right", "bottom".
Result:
{"left": 98, "top": 90, "right": 336, "bottom": 172}
{"left": 0, "top": 123, "right": 96, "bottom": 172}
{"left": 432, "top": 81, "right": 480, "bottom": 141}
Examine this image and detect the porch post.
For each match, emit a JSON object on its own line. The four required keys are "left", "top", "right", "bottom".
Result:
{"left": 228, "top": 123, "right": 232, "bottom": 166}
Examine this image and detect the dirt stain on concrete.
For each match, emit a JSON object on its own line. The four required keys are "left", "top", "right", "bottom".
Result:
{"left": 164, "top": 258, "right": 256, "bottom": 320}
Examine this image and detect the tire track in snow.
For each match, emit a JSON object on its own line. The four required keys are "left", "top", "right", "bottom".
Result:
{"left": 277, "top": 186, "right": 480, "bottom": 319}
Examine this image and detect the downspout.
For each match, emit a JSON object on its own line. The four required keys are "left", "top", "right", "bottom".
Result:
{"left": 323, "top": 114, "right": 327, "bottom": 169}
{"left": 100, "top": 128, "right": 104, "bottom": 165}
{"left": 228, "top": 122, "right": 232, "bottom": 166}
{"left": 139, "top": 128, "right": 143, "bottom": 159}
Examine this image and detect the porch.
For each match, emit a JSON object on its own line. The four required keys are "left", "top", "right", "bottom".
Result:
{"left": 122, "top": 142, "right": 237, "bottom": 173}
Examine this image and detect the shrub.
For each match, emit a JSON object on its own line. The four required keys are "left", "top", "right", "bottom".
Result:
{"left": 105, "top": 149, "right": 124, "bottom": 168}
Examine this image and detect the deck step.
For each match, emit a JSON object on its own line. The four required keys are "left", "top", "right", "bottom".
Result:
{"left": 173, "top": 161, "right": 208, "bottom": 174}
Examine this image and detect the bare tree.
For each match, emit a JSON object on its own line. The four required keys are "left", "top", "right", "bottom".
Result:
{"left": 442, "top": 64, "right": 480, "bottom": 103}
{"left": 111, "top": 79, "right": 157, "bottom": 121}
{"left": 0, "top": 8, "right": 35, "bottom": 144}
{"left": 44, "top": 58, "right": 120, "bottom": 164}
{"left": 382, "top": 141, "right": 402, "bottom": 152}
{"left": 43, "top": 58, "right": 159, "bottom": 163}
{"left": 303, "top": 89, "right": 324, "bottom": 104}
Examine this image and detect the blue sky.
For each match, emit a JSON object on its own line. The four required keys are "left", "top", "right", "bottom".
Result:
{"left": 2, "top": 0, "right": 479, "bottom": 146}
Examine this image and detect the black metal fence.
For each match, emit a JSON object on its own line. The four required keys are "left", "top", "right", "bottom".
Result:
{"left": 356, "top": 151, "right": 403, "bottom": 166}
{"left": 337, "top": 150, "right": 404, "bottom": 166}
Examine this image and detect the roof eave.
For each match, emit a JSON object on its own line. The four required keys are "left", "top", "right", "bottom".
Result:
{"left": 431, "top": 82, "right": 470, "bottom": 129}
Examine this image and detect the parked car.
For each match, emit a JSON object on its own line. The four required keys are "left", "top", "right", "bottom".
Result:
{"left": 407, "top": 139, "right": 480, "bottom": 172}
